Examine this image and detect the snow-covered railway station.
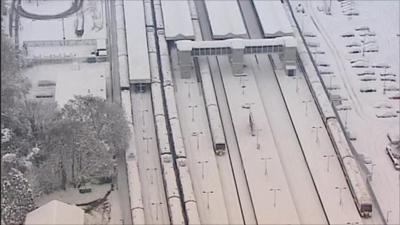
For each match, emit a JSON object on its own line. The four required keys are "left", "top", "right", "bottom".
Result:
{"left": 2, "top": 0, "right": 397, "bottom": 224}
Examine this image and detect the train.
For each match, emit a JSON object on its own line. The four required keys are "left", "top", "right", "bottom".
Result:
{"left": 197, "top": 58, "right": 226, "bottom": 156}
{"left": 120, "top": 90, "right": 146, "bottom": 224}
{"left": 326, "top": 118, "right": 372, "bottom": 217}
{"left": 115, "top": 0, "right": 130, "bottom": 90}
{"left": 153, "top": 1, "right": 202, "bottom": 223}
{"left": 297, "top": 53, "right": 373, "bottom": 217}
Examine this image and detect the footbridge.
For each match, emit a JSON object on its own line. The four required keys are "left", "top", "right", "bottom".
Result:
{"left": 176, "top": 37, "right": 297, "bottom": 77}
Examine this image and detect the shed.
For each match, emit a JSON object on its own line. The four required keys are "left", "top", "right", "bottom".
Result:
{"left": 25, "top": 200, "right": 84, "bottom": 225}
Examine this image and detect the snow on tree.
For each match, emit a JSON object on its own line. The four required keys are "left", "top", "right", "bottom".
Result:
{"left": 61, "top": 95, "right": 130, "bottom": 155}
{"left": 1, "top": 155, "right": 35, "bottom": 225}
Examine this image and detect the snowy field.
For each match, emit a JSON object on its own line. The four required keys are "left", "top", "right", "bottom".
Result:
{"left": 24, "top": 62, "right": 107, "bottom": 107}
{"left": 292, "top": 1, "right": 400, "bottom": 224}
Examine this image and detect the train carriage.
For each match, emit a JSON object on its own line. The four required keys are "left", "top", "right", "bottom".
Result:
{"left": 169, "top": 118, "right": 187, "bottom": 158}
{"left": 327, "top": 118, "right": 372, "bottom": 217}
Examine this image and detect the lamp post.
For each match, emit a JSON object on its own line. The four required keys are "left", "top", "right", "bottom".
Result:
{"left": 386, "top": 210, "right": 392, "bottom": 223}
{"left": 184, "top": 81, "right": 195, "bottom": 99}
{"left": 151, "top": 202, "right": 163, "bottom": 221}
{"left": 312, "top": 126, "right": 323, "bottom": 144}
{"left": 269, "top": 188, "right": 281, "bottom": 208}
{"left": 256, "top": 128, "right": 262, "bottom": 150}
{"left": 335, "top": 186, "right": 347, "bottom": 206}
{"left": 146, "top": 168, "right": 157, "bottom": 185}
{"left": 239, "top": 77, "right": 248, "bottom": 96}
{"left": 192, "top": 131, "right": 203, "bottom": 151}
{"left": 143, "top": 136, "right": 153, "bottom": 153}
{"left": 197, "top": 160, "right": 209, "bottom": 179}
{"left": 368, "top": 163, "right": 376, "bottom": 181}
{"left": 202, "top": 190, "right": 214, "bottom": 209}
{"left": 142, "top": 109, "right": 148, "bottom": 128}
{"left": 294, "top": 76, "right": 302, "bottom": 93}
{"left": 261, "top": 157, "right": 272, "bottom": 176}
{"left": 302, "top": 99, "right": 312, "bottom": 116}
{"left": 188, "top": 104, "right": 198, "bottom": 122}
{"left": 323, "top": 154, "right": 335, "bottom": 172}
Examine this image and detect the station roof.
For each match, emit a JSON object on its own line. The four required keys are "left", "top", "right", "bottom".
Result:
{"left": 253, "top": 0, "right": 294, "bottom": 38}
{"left": 161, "top": 0, "right": 195, "bottom": 40}
{"left": 205, "top": 0, "right": 247, "bottom": 39}
{"left": 124, "top": 0, "right": 151, "bottom": 83}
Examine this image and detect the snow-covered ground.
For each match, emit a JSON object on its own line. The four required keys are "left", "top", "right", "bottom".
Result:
{"left": 19, "top": 0, "right": 106, "bottom": 45}
{"left": 291, "top": 0, "right": 400, "bottom": 224}
{"left": 16, "top": 0, "right": 108, "bottom": 107}
{"left": 24, "top": 62, "right": 107, "bottom": 107}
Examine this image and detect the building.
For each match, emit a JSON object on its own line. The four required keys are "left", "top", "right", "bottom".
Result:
{"left": 25, "top": 200, "right": 84, "bottom": 225}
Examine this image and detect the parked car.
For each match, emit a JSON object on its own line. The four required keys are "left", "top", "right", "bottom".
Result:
{"left": 386, "top": 145, "right": 400, "bottom": 170}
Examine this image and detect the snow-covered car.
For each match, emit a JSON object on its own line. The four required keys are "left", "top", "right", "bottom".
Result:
{"left": 311, "top": 50, "right": 325, "bottom": 55}
{"left": 372, "top": 63, "right": 390, "bottom": 68}
{"left": 352, "top": 61, "right": 369, "bottom": 68}
{"left": 386, "top": 145, "right": 400, "bottom": 170}
{"left": 346, "top": 42, "right": 361, "bottom": 48}
{"left": 307, "top": 42, "right": 320, "bottom": 48}
{"left": 303, "top": 32, "right": 317, "bottom": 37}
{"left": 350, "top": 58, "right": 368, "bottom": 64}
{"left": 344, "top": 10, "right": 359, "bottom": 16}
{"left": 360, "top": 76, "right": 376, "bottom": 81}
{"left": 374, "top": 102, "right": 392, "bottom": 109}
{"left": 318, "top": 68, "right": 334, "bottom": 75}
{"left": 336, "top": 105, "right": 352, "bottom": 111}
{"left": 348, "top": 48, "right": 362, "bottom": 54}
{"left": 381, "top": 77, "right": 397, "bottom": 82}
{"left": 380, "top": 73, "right": 397, "bottom": 77}
{"left": 360, "top": 87, "right": 376, "bottom": 93}
{"left": 316, "top": 61, "right": 330, "bottom": 67}
{"left": 376, "top": 111, "right": 398, "bottom": 118}
{"left": 326, "top": 84, "right": 341, "bottom": 90}
{"left": 384, "top": 85, "right": 400, "bottom": 92}
{"left": 388, "top": 93, "right": 400, "bottom": 100}
{"left": 357, "top": 70, "right": 375, "bottom": 76}
{"left": 363, "top": 45, "right": 379, "bottom": 53}
{"left": 359, "top": 31, "right": 376, "bottom": 37}
{"left": 355, "top": 26, "right": 370, "bottom": 31}
{"left": 341, "top": 32, "right": 355, "bottom": 38}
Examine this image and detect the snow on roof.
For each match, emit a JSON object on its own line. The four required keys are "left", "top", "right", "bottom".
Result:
{"left": 123, "top": 0, "right": 151, "bottom": 83}
{"left": 176, "top": 37, "right": 296, "bottom": 51}
{"left": 161, "top": 0, "right": 194, "bottom": 40}
{"left": 253, "top": 0, "right": 293, "bottom": 38}
{"left": 204, "top": 0, "right": 247, "bottom": 39}
{"left": 25, "top": 200, "right": 84, "bottom": 225}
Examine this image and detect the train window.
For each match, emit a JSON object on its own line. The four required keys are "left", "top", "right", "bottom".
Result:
{"left": 215, "top": 143, "right": 225, "bottom": 150}
{"left": 361, "top": 204, "right": 372, "bottom": 212}
{"left": 210, "top": 48, "right": 216, "bottom": 55}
